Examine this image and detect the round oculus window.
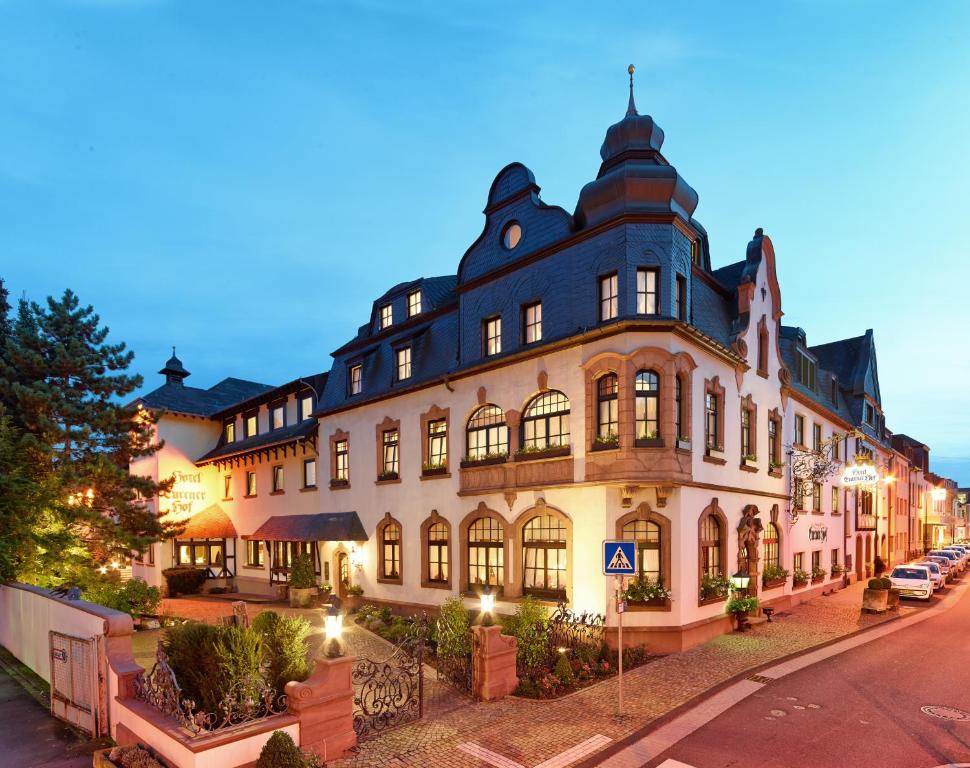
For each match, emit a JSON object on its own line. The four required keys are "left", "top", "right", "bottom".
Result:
{"left": 502, "top": 222, "right": 522, "bottom": 250}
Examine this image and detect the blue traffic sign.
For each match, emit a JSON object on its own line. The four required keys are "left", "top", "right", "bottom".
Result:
{"left": 603, "top": 540, "right": 637, "bottom": 575}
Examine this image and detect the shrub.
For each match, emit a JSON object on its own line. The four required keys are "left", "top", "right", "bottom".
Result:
{"left": 553, "top": 653, "right": 574, "bottom": 684}
{"left": 507, "top": 596, "right": 548, "bottom": 671}
{"left": 161, "top": 567, "right": 206, "bottom": 597}
{"left": 867, "top": 578, "right": 885, "bottom": 590}
{"left": 85, "top": 577, "right": 161, "bottom": 618}
{"left": 761, "top": 564, "right": 790, "bottom": 582}
{"left": 252, "top": 612, "right": 311, "bottom": 692}
{"left": 879, "top": 576, "right": 893, "bottom": 590}
{"left": 436, "top": 597, "right": 472, "bottom": 660}
{"left": 108, "top": 744, "right": 167, "bottom": 768}
{"left": 699, "top": 574, "right": 730, "bottom": 600}
{"left": 345, "top": 584, "right": 364, "bottom": 596}
{"left": 792, "top": 568, "right": 810, "bottom": 584}
{"left": 289, "top": 553, "right": 316, "bottom": 590}
{"left": 726, "top": 595, "right": 758, "bottom": 614}
{"left": 255, "top": 730, "right": 320, "bottom": 768}
{"left": 214, "top": 625, "right": 265, "bottom": 703}
{"left": 160, "top": 622, "right": 226, "bottom": 713}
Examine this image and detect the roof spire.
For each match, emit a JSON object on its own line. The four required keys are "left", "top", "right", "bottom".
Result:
{"left": 626, "top": 64, "right": 638, "bottom": 117}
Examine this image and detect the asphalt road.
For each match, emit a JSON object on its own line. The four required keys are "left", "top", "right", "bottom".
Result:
{"left": 648, "top": 581, "right": 970, "bottom": 768}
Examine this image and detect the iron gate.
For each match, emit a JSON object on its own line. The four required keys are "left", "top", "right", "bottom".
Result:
{"left": 49, "top": 631, "right": 105, "bottom": 736}
{"left": 351, "top": 633, "right": 424, "bottom": 740}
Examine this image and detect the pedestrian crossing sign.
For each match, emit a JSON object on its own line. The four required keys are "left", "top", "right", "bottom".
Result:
{"left": 603, "top": 540, "right": 637, "bottom": 575}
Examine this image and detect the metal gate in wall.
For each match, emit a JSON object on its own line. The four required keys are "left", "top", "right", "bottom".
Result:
{"left": 351, "top": 633, "right": 424, "bottom": 741}
{"left": 49, "top": 631, "right": 105, "bottom": 736}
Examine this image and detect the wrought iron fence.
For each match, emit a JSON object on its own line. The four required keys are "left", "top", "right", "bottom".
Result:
{"left": 133, "top": 649, "right": 286, "bottom": 735}
{"left": 547, "top": 603, "right": 605, "bottom": 659}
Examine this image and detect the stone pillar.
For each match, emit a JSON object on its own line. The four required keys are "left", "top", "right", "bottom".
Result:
{"left": 472, "top": 625, "right": 518, "bottom": 701}
{"left": 286, "top": 656, "right": 357, "bottom": 761}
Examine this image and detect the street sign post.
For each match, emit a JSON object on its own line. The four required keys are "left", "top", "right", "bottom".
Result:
{"left": 603, "top": 540, "right": 636, "bottom": 714}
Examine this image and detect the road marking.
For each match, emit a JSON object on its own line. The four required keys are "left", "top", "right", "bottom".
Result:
{"left": 655, "top": 760, "right": 699, "bottom": 768}
{"left": 458, "top": 735, "right": 613, "bottom": 768}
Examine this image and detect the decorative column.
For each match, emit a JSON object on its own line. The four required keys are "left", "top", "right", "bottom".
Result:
{"left": 286, "top": 656, "right": 357, "bottom": 761}
{"left": 472, "top": 625, "right": 518, "bottom": 701}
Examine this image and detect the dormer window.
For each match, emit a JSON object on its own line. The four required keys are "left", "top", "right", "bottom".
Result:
{"left": 483, "top": 317, "right": 501, "bottom": 357}
{"left": 395, "top": 347, "right": 412, "bottom": 381}
{"left": 271, "top": 402, "right": 285, "bottom": 431}
{"left": 796, "top": 351, "right": 817, "bottom": 390}
{"left": 224, "top": 421, "right": 235, "bottom": 444}
{"left": 502, "top": 222, "right": 522, "bottom": 250}
{"left": 244, "top": 411, "right": 258, "bottom": 439}
{"left": 299, "top": 394, "right": 313, "bottom": 422}
{"left": 636, "top": 269, "right": 658, "bottom": 315}
{"left": 864, "top": 402, "right": 876, "bottom": 426}
{"left": 830, "top": 377, "right": 838, "bottom": 404}
{"left": 600, "top": 274, "right": 618, "bottom": 321}
{"left": 407, "top": 290, "right": 422, "bottom": 317}
{"left": 380, "top": 304, "right": 393, "bottom": 329}
{"left": 349, "top": 364, "right": 362, "bottom": 396}
{"left": 523, "top": 302, "right": 542, "bottom": 344}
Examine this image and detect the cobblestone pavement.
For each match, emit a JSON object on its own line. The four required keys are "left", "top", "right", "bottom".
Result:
{"left": 156, "top": 589, "right": 911, "bottom": 768}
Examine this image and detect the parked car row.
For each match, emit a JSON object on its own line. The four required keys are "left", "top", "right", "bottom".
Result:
{"left": 888, "top": 545, "right": 970, "bottom": 601}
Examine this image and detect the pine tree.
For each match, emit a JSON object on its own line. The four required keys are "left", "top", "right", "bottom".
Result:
{"left": 0, "top": 283, "right": 173, "bottom": 585}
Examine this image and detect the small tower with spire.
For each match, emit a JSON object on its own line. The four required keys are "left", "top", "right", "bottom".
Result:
{"left": 159, "top": 346, "right": 190, "bottom": 387}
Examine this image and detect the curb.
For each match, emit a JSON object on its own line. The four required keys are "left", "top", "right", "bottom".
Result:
{"left": 572, "top": 587, "right": 960, "bottom": 768}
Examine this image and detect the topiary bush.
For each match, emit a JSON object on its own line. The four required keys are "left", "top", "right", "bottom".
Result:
{"left": 161, "top": 567, "right": 206, "bottom": 597}
{"left": 879, "top": 576, "right": 893, "bottom": 590}
{"left": 289, "top": 553, "right": 316, "bottom": 590}
{"left": 255, "top": 730, "right": 312, "bottom": 768}
{"left": 553, "top": 652, "right": 574, "bottom": 684}
{"left": 867, "top": 578, "right": 885, "bottom": 590}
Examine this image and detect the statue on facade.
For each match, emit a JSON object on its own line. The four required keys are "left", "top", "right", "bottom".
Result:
{"left": 737, "top": 505, "right": 764, "bottom": 564}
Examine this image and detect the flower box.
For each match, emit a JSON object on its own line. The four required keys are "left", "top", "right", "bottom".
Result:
{"left": 676, "top": 438, "right": 691, "bottom": 451}
{"left": 635, "top": 437, "right": 664, "bottom": 448}
{"left": 421, "top": 465, "right": 448, "bottom": 477}
{"left": 762, "top": 577, "right": 787, "bottom": 590}
{"left": 376, "top": 471, "right": 400, "bottom": 482}
{"left": 514, "top": 445, "right": 571, "bottom": 462}
{"left": 811, "top": 576, "right": 824, "bottom": 584}
{"left": 741, "top": 456, "right": 758, "bottom": 469}
{"left": 329, "top": 478, "right": 349, "bottom": 488}
{"left": 460, "top": 454, "right": 508, "bottom": 468}
{"left": 591, "top": 438, "right": 620, "bottom": 451}
{"left": 793, "top": 579, "right": 808, "bottom": 589}
{"left": 627, "top": 597, "right": 671, "bottom": 610}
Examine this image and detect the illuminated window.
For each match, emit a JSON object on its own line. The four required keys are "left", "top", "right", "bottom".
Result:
{"left": 381, "top": 429, "right": 399, "bottom": 476}
{"left": 636, "top": 370, "right": 660, "bottom": 443}
{"left": 303, "top": 458, "right": 316, "bottom": 488}
{"left": 468, "top": 517, "right": 504, "bottom": 589}
{"left": 272, "top": 465, "right": 283, "bottom": 492}
{"left": 466, "top": 405, "right": 508, "bottom": 460}
{"left": 637, "top": 269, "right": 658, "bottom": 314}
{"left": 427, "top": 522, "right": 449, "bottom": 583}
{"left": 245, "top": 471, "right": 256, "bottom": 497}
{"left": 763, "top": 523, "right": 780, "bottom": 569}
{"left": 523, "top": 302, "right": 542, "bottom": 344}
{"left": 522, "top": 515, "right": 567, "bottom": 598}
{"left": 522, "top": 390, "right": 570, "bottom": 450}
{"left": 224, "top": 421, "right": 235, "bottom": 444}
{"left": 244, "top": 412, "right": 258, "bottom": 438}
{"left": 381, "top": 521, "right": 401, "bottom": 580}
{"left": 597, "top": 374, "right": 618, "bottom": 439}
{"left": 299, "top": 394, "right": 313, "bottom": 421}
{"left": 349, "top": 364, "right": 362, "bottom": 396}
{"left": 502, "top": 222, "right": 522, "bottom": 250}
{"left": 699, "top": 513, "right": 722, "bottom": 579}
{"left": 396, "top": 347, "right": 412, "bottom": 381}
{"left": 334, "top": 440, "right": 349, "bottom": 481}
{"left": 623, "top": 518, "right": 661, "bottom": 582}
{"left": 407, "top": 290, "right": 421, "bottom": 317}
{"left": 246, "top": 540, "right": 263, "bottom": 568}
{"left": 223, "top": 474, "right": 232, "bottom": 500}
{"left": 812, "top": 482, "right": 822, "bottom": 512}
{"left": 832, "top": 486, "right": 840, "bottom": 514}
{"left": 271, "top": 403, "right": 285, "bottom": 431}
{"left": 427, "top": 419, "right": 447, "bottom": 468}
{"left": 600, "top": 273, "right": 618, "bottom": 321}
{"left": 483, "top": 317, "right": 501, "bottom": 356}
{"left": 741, "top": 408, "right": 752, "bottom": 457}
{"left": 379, "top": 304, "right": 392, "bottom": 329}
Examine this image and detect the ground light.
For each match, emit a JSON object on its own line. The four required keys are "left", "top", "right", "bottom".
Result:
{"left": 480, "top": 584, "right": 495, "bottom": 627}
{"left": 325, "top": 604, "right": 343, "bottom": 658}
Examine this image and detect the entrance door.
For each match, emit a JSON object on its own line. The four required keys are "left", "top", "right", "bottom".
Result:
{"left": 49, "top": 631, "right": 105, "bottom": 736}
{"left": 338, "top": 552, "right": 350, "bottom": 598}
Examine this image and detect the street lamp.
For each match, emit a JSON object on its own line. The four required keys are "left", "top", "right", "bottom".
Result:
{"left": 480, "top": 584, "right": 495, "bottom": 627}
{"left": 324, "top": 604, "right": 343, "bottom": 658}
{"left": 730, "top": 569, "right": 750, "bottom": 593}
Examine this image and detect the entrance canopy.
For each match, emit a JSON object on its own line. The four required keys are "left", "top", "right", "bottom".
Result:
{"left": 247, "top": 512, "right": 368, "bottom": 543}
{"left": 177, "top": 504, "right": 237, "bottom": 539}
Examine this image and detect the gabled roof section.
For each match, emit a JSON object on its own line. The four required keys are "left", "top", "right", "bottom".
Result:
{"left": 811, "top": 331, "right": 879, "bottom": 403}
{"left": 136, "top": 377, "right": 274, "bottom": 418}
{"left": 209, "top": 372, "right": 328, "bottom": 421}
{"left": 178, "top": 504, "right": 237, "bottom": 539}
{"left": 779, "top": 325, "right": 855, "bottom": 426}
{"left": 196, "top": 418, "right": 317, "bottom": 466}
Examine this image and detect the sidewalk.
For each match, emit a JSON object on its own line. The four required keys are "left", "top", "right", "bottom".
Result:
{"left": 330, "top": 585, "right": 911, "bottom": 768}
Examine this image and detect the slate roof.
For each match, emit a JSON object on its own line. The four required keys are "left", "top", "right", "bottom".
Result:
{"left": 209, "top": 372, "right": 328, "bottom": 421}
{"left": 247, "top": 512, "right": 368, "bottom": 542}
{"left": 779, "top": 326, "right": 856, "bottom": 426}
{"left": 196, "top": 419, "right": 317, "bottom": 465}
{"left": 137, "top": 377, "right": 275, "bottom": 418}
{"left": 691, "top": 273, "right": 735, "bottom": 349}
{"left": 810, "top": 334, "right": 868, "bottom": 394}
{"left": 178, "top": 504, "right": 237, "bottom": 539}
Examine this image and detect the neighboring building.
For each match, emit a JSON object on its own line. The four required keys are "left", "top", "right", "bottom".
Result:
{"left": 129, "top": 82, "right": 947, "bottom": 651}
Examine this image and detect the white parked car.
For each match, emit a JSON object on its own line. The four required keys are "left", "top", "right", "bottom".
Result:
{"left": 944, "top": 546, "right": 970, "bottom": 567}
{"left": 929, "top": 550, "right": 963, "bottom": 574}
{"left": 923, "top": 555, "right": 954, "bottom": 582}
{"left": 889, "top": 565, "right": 933, "bottom": 601}
{"left": 917, "top": 560, "right": 946, "bottom": 591}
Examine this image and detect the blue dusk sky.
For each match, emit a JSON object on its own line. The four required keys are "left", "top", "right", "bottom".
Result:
{"left": 1, "top": 1, "right": 968, "bottom": 482}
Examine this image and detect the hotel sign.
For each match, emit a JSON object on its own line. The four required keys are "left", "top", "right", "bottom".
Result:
{"left": 163, "top": 470, "right": 207, "bottom": 516}
{"left": 841, "top": 463, "right": 878, "bottom": 487}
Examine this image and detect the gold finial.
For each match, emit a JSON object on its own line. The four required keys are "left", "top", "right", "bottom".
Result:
{"left": 626, "top": 64, "right": 638, "bottom": 117}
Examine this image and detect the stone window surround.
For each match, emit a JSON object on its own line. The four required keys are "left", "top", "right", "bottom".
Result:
{"left": 698, "top": 498, "right": 729, "bottom": 606}
{"left": 616, "top": 502, "right": 672, "bottom": 612}
{"left": 420, "top": 510, "right": 452, "bottom": 590}
{"left": 459, "top": 502, "right": 512, "bottom": 596}
{"left": 375, "top": 416, "right": 401, "bottom": 484}
{"left": 376, "top": 511, "right": 403, "bottom": 585}
{"left": 583, "top": 347, "right": 696, "bottom": 453}
{"left": 739, "top": 393, "right": 758, "bottom": 470}
{"left": 703, "top": 375, "right": 726, "bottom": 462}
{"left": 329, "top": 428, "right": 350, "bottom": 488}
{"left": 420, "top": 404, "right": 451, "bottom": 477}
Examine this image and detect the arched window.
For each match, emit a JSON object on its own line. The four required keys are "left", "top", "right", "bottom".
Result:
{"left": 522, "top": 515, "right": 567, "bottom": 599}
{"left": 699, "top": 514, "right": 721, "bottom": 578}
{"left": 381, "top": 521, "right": 401, "bottom": 580}
{"left": 468, "top": 517, "right": 504, "bottom": 590}
{"left": 521, "top": 390, "right": 570, "bottom": 450}
{"left": 427, "top": 522, "right": 448, "bottom": 584}
{"left": 763, "top": 522, "right": 780, "bottom": 569}
{"left": 623, "top": 518, "right": 661, "bottom": 583}
{"left": 635, "top": 370, "right": 660, "bottom": 444}
{"left": 466, "top": 405, "right": 509, "bottom": 460}
{"left": 597, "top": 375, "right": 618, "bottom": 439}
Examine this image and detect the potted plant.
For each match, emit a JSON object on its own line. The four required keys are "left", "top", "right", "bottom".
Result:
{"left": 831, "top": 563, "right": 844, "bottom": 578}
{"left": 288, "top": 553, "right": 317, "bottom": 608}
{"left": 881, "top": 576, "right": 901, "bottom": 610}
{"left": 95, "top": 744, "right": 167, "bottom": 768}
{"left": 624, "top": 576, "right": 672, "bottom": 607}
{"left": 592, "top": 433, "right": 619, "bottom": 451}
{"left": 862, "top": 577, "right": 890, "bottom": 613}
{"left": 726, "top": 594, "right": 759, "bottom": 631}
{"left": 761, "top": 563, "right": 789, "bottom": 589}
{"left": 344, "top": 583, "right": 364, "bottom": 612}
{"left": 699, "top": 573, "right": 730, "bottom": 602}
{"left": 811, "top": 565, "right": 827, "bottom": 584}
{"left": 792, "top": 568, "right": 810, "bottom": 588}
{"left": 320, "top": 581, "right": 333, "bottom": 599}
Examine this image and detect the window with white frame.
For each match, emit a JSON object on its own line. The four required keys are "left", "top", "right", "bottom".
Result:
{"left": 523, "top": 302, "right": 542, "bottom": 344}
{"left": 483, "top": 317, "right": 501, "bottom": 356}
{"left": 396, "top": 347, "right": 412, "bottom": 381}
{"left": 349, "top": 364, "right": 362, "bottom": 396}
{"left": 379, "top": 304, "right": 392, "bottom": 329}
{"left": 636, "top": 268, "right": 658, "bottom": 314}
{"left": 600, "top": 273, "right": 618, "bottom": 321}
{"left": 303, "top": 458, "right": 317, "bottom": 488}
{"left": 407, "top": 290, "right": 421, "bottom": 317}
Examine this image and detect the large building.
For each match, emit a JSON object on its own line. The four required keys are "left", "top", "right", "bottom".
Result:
{"left": 130, "top": 81, "right": 957, "bottom": 651}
